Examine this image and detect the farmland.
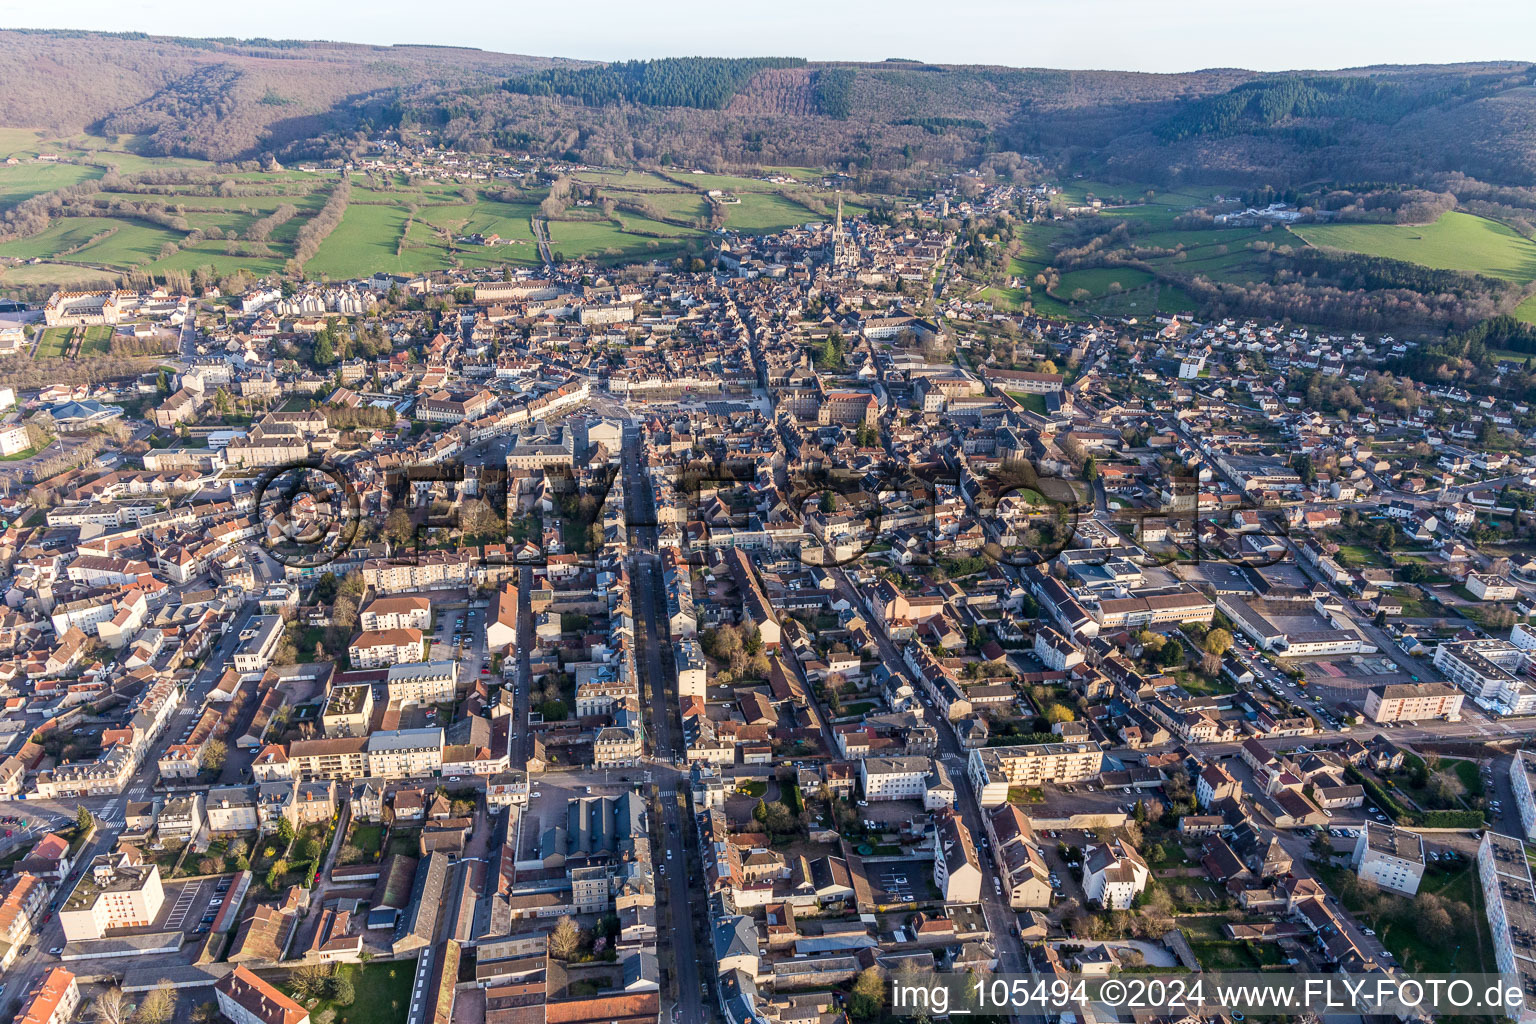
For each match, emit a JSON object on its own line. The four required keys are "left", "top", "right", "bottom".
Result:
{"left": 0, "top": 139, "right": 872, "bottom": 290}
{"left": 1289, "top": 211, "right": 1536, "bottom": 282}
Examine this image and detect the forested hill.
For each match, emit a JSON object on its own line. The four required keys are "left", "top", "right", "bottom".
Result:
{"left": 2, "top": 30, "right": 1536, "bottom": 189}
{"left": 503, "top": 58, "right": 808, "bottom": 109}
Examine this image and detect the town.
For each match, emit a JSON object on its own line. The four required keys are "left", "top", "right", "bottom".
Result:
{"left": 2, "top": 165, "right": 1536, "bottom": 1024}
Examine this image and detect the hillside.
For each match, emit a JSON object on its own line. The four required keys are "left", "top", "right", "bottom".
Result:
{"left": 0, "top": 30, "right": 566, "bottom": 160}
{"left": 0, "top": 33, "right": 1533, "bottom": 187}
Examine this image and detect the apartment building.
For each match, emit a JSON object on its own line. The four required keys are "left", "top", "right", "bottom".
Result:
{"left": 359, "top": 595, "right": 432, "bottom": 632}
{"left": 967, "top": 743, "right": 1105, "bottom": 808}
{"left": 287, "top": 738, "right": 371, "bottom": 782}
{"left": 1363, "top": 682, "right": 1464, "bottom": 723}
{"left": 1434, "top": 640, "right": 1536, "bottom": 716}
{"left": 366, "top": 728, "right": 444, "bottom": 779}
{"left": 206, "top": 785, "right": 261, "bottom": 832}
{"left": 387, "top": 660, "right": 458, "bottom": 706}
{"left": 321, "top": 684, "right": 373, "bottom": 738}
{"left": 859, "top": 756, "right": 954, "bottom": 810}
{"left": 1478, "top": 830, "right": 1536, "bottom": 1011}
{"left": 60, "top": 849, "right": 165, "bottom": 941}
{"left": 1511, "top": 750, "right": 1536, "bottom": 843}
{"left": 1352, "top": 822, "right": 1425, "bottom": 896}
{"left": 349, "top": 628, "right": 425, "bottom": 668}
{"left": 233, "top": 615, "right": 285, "bottom": 679}
{"left": 16, "top": 969, "right": 80, "bottom": 1024}
{"left": 1081, "top": 840, "right": 1148, "bottom": 910}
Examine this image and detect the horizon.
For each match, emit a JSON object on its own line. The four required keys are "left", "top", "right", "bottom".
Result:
{"left": 5, "top": 0, "right": 1535, "bottom": 74}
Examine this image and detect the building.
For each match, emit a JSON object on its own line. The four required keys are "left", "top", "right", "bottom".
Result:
{"left": 593, "top": 725, "right": 642, "bottom": 767}
{"left": 359, "top": 595, "right": 432, "bottom": 632}
{"left": 487, "top": 583, "right": 519, "bottom": 653}
{"left": 1514, "top": 750, "right": 1536, "bottom": 843}
{"left": 288, "top": 738, "right": 370, "bottom": 782}
{"left": 985, "top": 804, "right": 1052, "bottom": 909}
{"left": 1352, "top": 821, "right": 1425, "bottom": 896}
{"left": 932, "top": 813, "right": 982, "bottom": 903}
{"left": 16, "top": 968, "right": 80, "bottom": 1024}
{"left": 216, "top": 965, "right": 311, "bottom": 1024}
{"left": 1434, "top": 640, "right": 1536, "bottom": 716}
{"left": 859, "top": 756, "right": 954, "bottom": 810}
{"left": 349, "top": 628, "right": 425, "bottom": 668}
{"left": 322, "top": 684, "right": 374, "bottom": 738}
{"left": 366, "top": 728, "right": 444, "bottom": 779}
{"left": 233, "top": 615, "right": 285, "bottom": 679}
{"left": 386, "top": 660, "right": 457, "bottom": 706}
{"left": 59, "top": 848, "right": 165, "bottom": 941}
{"left": 1468, "top": 573, "right": 1519, "bottom": 602}
{"left": 1479, "top": 830, "right": 1536, "bottom": 1016}
{"left": 1196, "top": 762, "right": 1239, "bottom": 809}
{"left": 1363, "top": 682, "right": 1463, "bottom": 724}
{"left": 206, "top": 785, "right": 261, "bottom": 832}
{"left": 967, "top": 743, "right": 1105, "bottom": 807}
{"left": 1080, "top": 839, "right": 1148, "bottom": 910}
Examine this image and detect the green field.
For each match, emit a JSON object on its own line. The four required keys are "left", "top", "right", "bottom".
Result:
{"left": 1053, "top": 267, "right": 1155, "bottom": 299}
{"left": 1290, "top": 211, "right": 1536, "bottom": 282}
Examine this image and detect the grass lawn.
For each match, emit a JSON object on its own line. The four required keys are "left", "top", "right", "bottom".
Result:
{"left": 1452, "top": 759, "right": 1485, "bottom": 797}
{"left": 1290, "top": 211, "right": 1536, "bottom": 282}
{"left": 350, "top": 823, "right": 383, "bottom": 857}
{"left": 32, "top": 328, "right": 70, "bottom": 358}
{"left": 737, "top": 780, "right": 767, "bottom": 798}
{"left": 1005, "top": 391, "right": 1049, "bottom": 415}
{"left": 1336, "top": 544, "right": 1389, "bottom": 568}
{"left": 270, "top": 961, "right": 414, "bottom": 1024}
{"left": 1315, "top": 861, "right": 1491, "bottom": 973}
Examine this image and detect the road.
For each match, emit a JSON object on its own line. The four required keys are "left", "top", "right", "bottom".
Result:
{"left": 621, "top": 421, "right": 709, "bottom": 1024}
{"left": 825, "top": 565, "right": 1030, "bottom": 980}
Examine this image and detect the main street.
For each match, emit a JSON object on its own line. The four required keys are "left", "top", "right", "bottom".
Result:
{"left": 622, "top": 421, "right": 709, "bottom": 1024}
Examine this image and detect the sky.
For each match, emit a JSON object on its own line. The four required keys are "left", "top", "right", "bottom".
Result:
{"left": 6, "top": 0, "right": 1535, "bottom": 72}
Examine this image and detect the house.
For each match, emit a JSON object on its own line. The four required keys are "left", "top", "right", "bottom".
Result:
{"left": 1080, "top": 839, "right": 1148, "bottom": 909}
{"left": 932, "top": 813, "right": 982, "bottom": 903}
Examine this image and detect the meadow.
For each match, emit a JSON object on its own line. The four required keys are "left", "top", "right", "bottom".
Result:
{"left": 0, "top": 143, "right": 867, "bottom": 289}
{"left": 1289, "top": 211, "right": 1536, "bottom": 282}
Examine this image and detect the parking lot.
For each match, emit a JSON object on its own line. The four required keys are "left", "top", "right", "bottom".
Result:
{"left": 864, "top": 857, "right": 932, "bottom": 906}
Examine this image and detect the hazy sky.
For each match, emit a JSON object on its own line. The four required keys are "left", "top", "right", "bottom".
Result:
{"left": 7, "top": 0, "right": 1534, "bottom": 72}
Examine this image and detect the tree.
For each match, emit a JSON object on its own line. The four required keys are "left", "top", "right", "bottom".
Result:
{"left": 76, "top": 805, "right": 95, "bottom": 834}
{"left": 820, "top": 489, "right": 836, "bottom": 513}
{"left": 276, "top": 817, "right": 296, "bottom": 844}
{"left": 1082, "top": 455, "right": 1098, "bottom": 483}
{"left": 133, "top": 982, "right": 177, "bottom": 1024}
{"left": 849, "top": 966, "right": 887, "bottom": 1020}
{"left": 1044, "top": 702, "right": 1075, "bottom": 724}
{"left": 753, "top": 797, "right": 769, "bottom": 823}
{"left": 549, "top": 915, "right": 582, "bottom": 960}
{"left": 201, "top": 738, "right": 228, "bottom": 773}
{"left": 460, "top": 498, "right": 503, "bottom": 539}
{"left": 94, "top": 987, "right": 128, "bottom": 1024}
{"left": 329, "top": 971, "right": 356, "bottom": 1007}
{"left": 1203, "top": 628, "right": 1233, "bottom": 657}
{"left": 382, "top": 507, "right": 414, "bottom": 549}
{"left": 1158, "top": 640, "right": 1185, "bottom": 668}
{"left": 298, "top": 837, "right": 323, "bottom": 862}
{"left": 290, "top": 964, "right": 332, "bottom": 1000}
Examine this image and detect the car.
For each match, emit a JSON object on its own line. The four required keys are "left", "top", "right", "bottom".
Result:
{"left": 667, "top": 850, "right": 673, "bottom": 860}
{"left": 48, "top": 946, "right": 61, "bottom": 956}
{"left": 1362, "top": 928, "right": 1376, "bottom": 936}
{"left": 857, "top": 799, "right": 868, "bottom": 807}
{"left": 902, "top": 895, "right": 914, "bottom": 903}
